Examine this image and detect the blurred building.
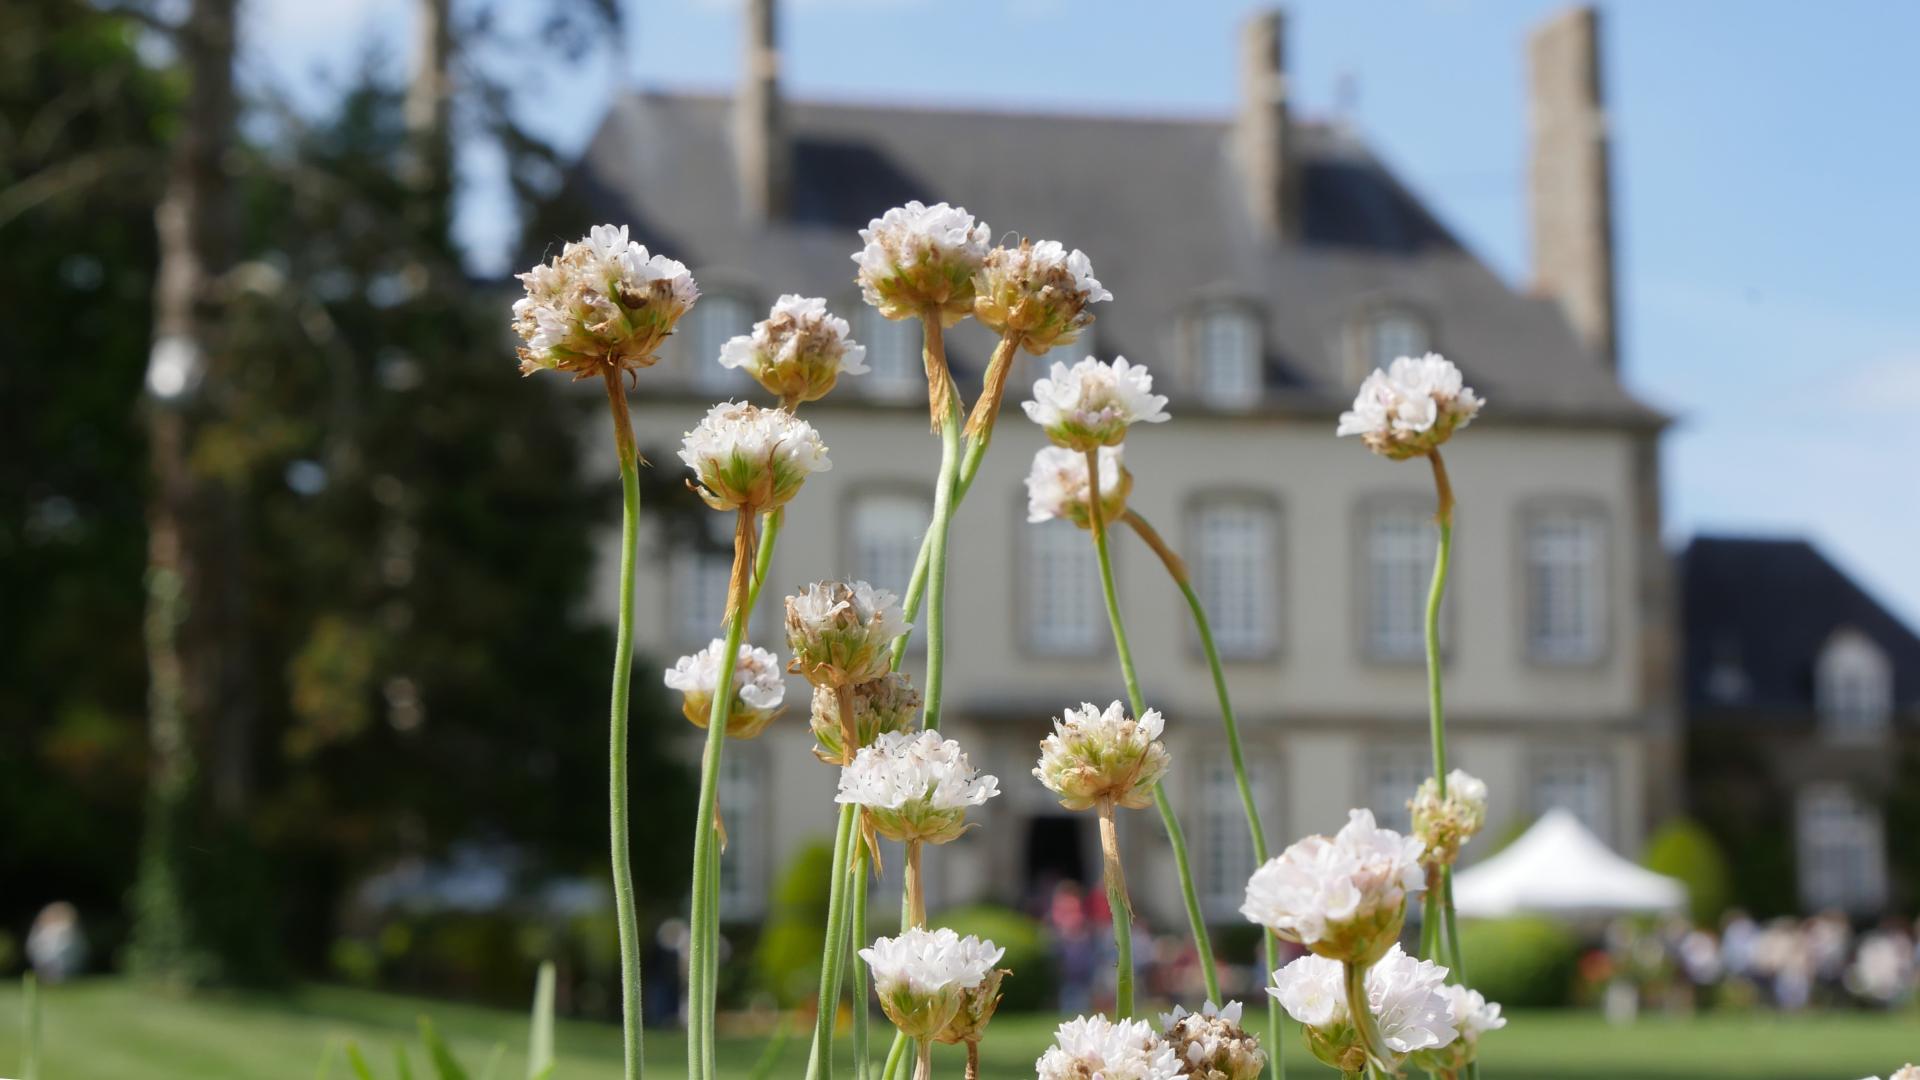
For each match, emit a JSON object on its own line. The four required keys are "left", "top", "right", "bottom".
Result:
{"left": 559, "top": 4, "right": 1677, "bottom": 923}
{"left": 1680, "top": 536, "right": 1920, "bottom": 916}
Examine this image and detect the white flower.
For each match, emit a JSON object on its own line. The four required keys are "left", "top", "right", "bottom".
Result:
{"left": 1034, "top": 701, "right": 1171, "bottom": 812}
{"left": 973, "top": 239, "right": 1111, "bottom": 354}
{"left": 1024, "top": 445, "right": 1129, "bottom": 530}
{"left": 1268, "top": 946, "right": 1457, "bottom": 1067}
{"left": 1241, "top": 808, "right": 1426, "bottom": 964}
{"left": 1409, "top": 768, "right": 1489, "bottom": 867}
{"left": 1036, "top": 1015, "right": 1188, "bottom": 1080}
{"left": 718, "top": 294, "right": 868, "bottom": 405}
{"left": 1022, "top": 355, "right": 1171, "bottom": 451}
{"left": 512, "top": 223, "right": 698, "bottom": 376}
{"left": 785, "top": 580, "right": 911, "bottom": 688}
{"left": 836, "top": 729, "right": 999, "bottom": 844}
{"left": 809, "top": 672, "right": 920, "bottom": 765}
{"left": 1268, "top": 953, "right": 1347, "bottom": 1029}
{"left": 678, "top": 401, "right": 830, "bottom": 512}
{"left": 853, "top": 201, "right": 993, "bottom": 325}
{"left": 1158, "top": 1001, "right": 1266, "bottom": 1080}
{"left": 1336, "top": 352, "right": 1483, "bottom": 460}
{"left": 662, "top": 639, "right": 785, "bottom": 739}
{"left": 1443, "top": 984, "right": 1505, "bottom": 1041}
{"left": 860, "top": 927, "right": 1003, "bottom": 1039}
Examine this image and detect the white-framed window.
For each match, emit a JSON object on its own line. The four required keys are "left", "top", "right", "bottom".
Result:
{"left": 1523, "top": 507, "right": 1606, "bottom": 663}
{"left": 1368, "top": 309, "right": 1430, "bottom": 370}
{"left": 852, "top": 491, "right": 930, "bottom": 654}
{"left": 1191, "top": 306, "right": 1261, "bottom": 407}
{"left": 1192, "top": 497, "right": 1278, "bottom": 659}
{"left": 1023, "top": 519, "right": 1102, "bottom": 655}
{"left": 1200, "top": 753, "right": 1266, "bottom": 918}
{"left": 1796, "top": 784, "right": 1886, "bottom": 913}
{"left": 1815, "top": 629, "right": 1892, "bottom": 741}
{"left": 682, "top": 291, "right": 755, "bottom": 393}
{"left": 854, "top": 306, "right": 922, "bottom": 400}
{"left": 1363, "top": 504, "right": 1440, "bottom": 661}
{"left": 1366, "top": 746, "right": 1431, "bottom": 835}
{"left": 1531, "top": 749, "right": 1612, "bottom": 843}
{"left": 671, "top": 513, "right": 733, "bottom": 646}
{"left": 717, "top": 750, "right": 766, "bottom": 919}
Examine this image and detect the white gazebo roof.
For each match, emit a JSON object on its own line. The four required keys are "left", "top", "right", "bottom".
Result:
{"left": 1450, "top": 808, "right": 1686, "bottom": 920}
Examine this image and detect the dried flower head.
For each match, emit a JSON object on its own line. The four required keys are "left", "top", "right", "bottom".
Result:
{"left": 1409, "top": 984, "right": 1506, "bottom": 1076}
{"left": 809, "top": 671, "right": 921, "bottom": 765}
{"left": 1158, "top": 1001, "right": 1267, "bottom": 1080}
{"left": 1268, "top": 945, "right": 1457, "bottom": 1073}
{"left": 1034, "top": 701, "right": 1171, "bottom": 812}
{"left": 785, "top": 580, "right": 911, "bottom": 689}
{"left": 512, "top": 224, "right": 698, "bottom": 377}
{"left": 836, "top": 729, "right": 999, "bottom": 845}
{"left": 718, "top": 294, "right": 868, "bottom": 406}
{"left": 1024, "top": 445, "right": 1130, "bottom": 530}
{"left": 973, "top": 240, "right": 1111, "bottom": 354}
{"left": 678, "top": 402, "right": 830, "bottom": 513}
{"left": 1241, "top": 808, "right": 1427, "bottom": 965}
{"left": 1336, "top": 353, "right": 1484, "bottom": 460}
{"left": 859, "top": 927, "right": 1003, "bottom": 1039}
{"left": 1409, "top": 769, "right": 1488, "bottom": 868}
{"left": 1023, "top": 355, "right": 1170, "bottom": 452}
{"left": 934, "top": 965, "right": 1010, "bottom": 1046}
{"left": 852, "top": 201, "right": 992, "bottom": 327}
{"left": 662, "top": 639, "right": 786, "bottom": 739}
{"left": 1035, "top": 1015, "right": 1187, "bottom": 1080}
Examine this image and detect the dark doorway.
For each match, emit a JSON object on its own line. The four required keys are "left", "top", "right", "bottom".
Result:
{"left": 1023, "top": 815, "right": 1091, "bottom": 905}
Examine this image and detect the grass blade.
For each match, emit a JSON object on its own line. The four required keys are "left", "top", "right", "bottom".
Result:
{"left": 478, "top": 1043, "right": 505, "bottom": 1080}
{"left": 22, "top": 973, "right": 42, "bottom": 1080}
{"left": 527, "top": 961, "right": 555, "bottom": 1080}
{"left": 419, "top": 1017, "right": 467, "bottom": 1080}
{"left": 344, "top": 1043, "right": 377, "bottom": 1080}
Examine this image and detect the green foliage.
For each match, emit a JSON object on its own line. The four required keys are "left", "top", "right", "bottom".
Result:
{"left": 1456, "top": 917, "right": 1580, "bottom": 1008}
{"left": 934, "top": 905, "right": 1056, "bottom": 1013}
{"left": 753, "top": 842, "right": 836, "bottom": 1006}
{"left": 1642, "top": 816, "right": 1733, "bottom": 926}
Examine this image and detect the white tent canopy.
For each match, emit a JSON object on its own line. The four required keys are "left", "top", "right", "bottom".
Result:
{"left": 1450, "top": 808, "right": 1687, "bottom": 920}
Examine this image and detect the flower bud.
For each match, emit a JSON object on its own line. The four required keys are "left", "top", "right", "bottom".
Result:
{"left": 785, "top": 580, "right": 910, "bottom": 689}
{"left": 973, "top": 239, "right": 1111, "bottom": 354}
{"left": 1242, "top": 809, "right": 1426, "bottom": 966}
{"left": 512, "top": 224, "right": 698, "bottom": 377}
{"left": 1022, "top": 355, "right": 1170, "bottom": 452}
{"left": 1034, "top": 701, "right": 1170, "bottom": 812}
{"left": 718, "top": 294, "right": 868, "bottom": 406}
{"left": 852, "top": 201, "right": 992, "bottom": 327}
{"left": 836, "top": 729, "right": 999, "bottom": 845}
{"left": 662, "top": 639, "right": 786, "bottom": 739}
{"left": 1409, "top": 768, "right": 1488, "bottom": 868}
{"left": 809, "top": 672, "right": 921, "bottom": 765}
{"left": 934, "top": 966, "right": 1009, "bottom": 1046}
{"left": 1158, "top": 1001, "right": 1267, "bottom": 1080}
{"left": 1336, "top": 353, "right": 1484, "bottom": 460}
{"left": 678, "top": 402, "right": 831, "bottom": 513}
{"left": 1025, "top": 445, "right": 1130, "bottom": 530}
{"left": 859, "top": 927, "right": 1003, "bottom": 1040}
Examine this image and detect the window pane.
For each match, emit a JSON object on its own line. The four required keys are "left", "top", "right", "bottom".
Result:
{"left": 1365, "top": 506, "right": 1437, "bottom": 660}
{"left": 1370, "top": 312, "right": 1429, "bottom": 370}
{"left": 1525, "top": 509, "right": 1604, "bottom": 662}
{"left": 1194, "top": 309, "right": 1260, "bottom": 406}
{"left": 1531, "top": 750, "right": 1612, "bottom": 842}
{"left": 1796, "top": 785, "right": 1886, "bottom": 913}
{"left": 671, "top": 514, "right": 733, "bottom": 646}
{"left": 717, "top": 751, "right": 764, "bottom": 918}
{"left": 1201, "top": 755, "right": 1264, "bottom": 917}
{"left": 1366, "top": 747, "right": 1431, "bottom": 835}
{"left": 855, "top": 306, "right": 922, "bottom": 400}
{"left": 851, "top": 493, "right": 930, "bottom": 595}
{"left": 1024, "top": 519, "right": 1100, "bottom": 654}
{"left": 1193, "top": 499, "right": 1277, "bottom": 658}
{"left": 1816, "top": 632, "right": 1892, "bottom": 739}
{"left": 684, "top": 293, "right": 755, "bottom": 393}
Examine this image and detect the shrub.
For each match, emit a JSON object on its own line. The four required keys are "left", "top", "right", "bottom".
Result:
{"left": 935, "top": 904, "right": 1056, "bottom": 1012}
{"left": 1457, "top": 917, "right": 1580, "bottom": 1008}
{"left": 753, "top": 841, "right": 835, "bottom": 1005}
{"left": 1641, "top": 816, "right": 1732, "bottom": 926}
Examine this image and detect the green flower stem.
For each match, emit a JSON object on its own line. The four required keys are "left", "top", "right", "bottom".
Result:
{"left": 919, "top": 392, "right": 964, "bottom": 729}
{"left": 851, "top": 841, "right": 872, "bottom": 1080}
{"left": 1084, "top": 452, "right": 1220, "bottom": 1005}
{"left": 880, "top": 1030, "right": 910, "bottom": 1080}
{"left": 1443, "top": 866, "right": 1469, "bottom": 984}
{"left": 1123, "top": 509, "right": 1282, "bottom": 1079}
{"left": 1342, "top": 960, "right": 1395, "bottom": 1077}
{"left": 1424, "top": 450, "right": 1471, "bottom": 1078}
{"left": 1097, "top": 799, "right": 1136, "bottom": 1018}
{"left": 604, "top": 371, "right": 645, "bottom": 1080}
{"left": 805, "top": 802, "right": 860, "bottom": 1080}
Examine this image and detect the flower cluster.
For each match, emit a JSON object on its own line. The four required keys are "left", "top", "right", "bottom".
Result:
{"left": 1157, "top": 1001, "right": 1266, "bottom": 1080}
{"left": 718, "top": 294, "right": 868, "bottom": 405}
{"left": 852, "top": 201, "right": 993, "bottom": 326}
{"left": 785, "top": 580, "right": 911, "bottom": 689}
{"left": 1025, "top": 445, "right": 1129, "bottom": 530}
{"left": 859, "top": 927, "right": 1003, "bottom": 1039}
{"left": 808, "top": 671, "right": 920, "bottom": 765}
{"left": 1034, "top": 701, "right": 1170, "bottom": 812}
{"left": 679, "top": 402, "right": 831, "bottom": 513}
{"left": 1863, "top": 1068, "right": 1920, "bottom": 1080}
{"left": 1241, "top": 808, "right": 1426, "bottom": 965}
{"left": 1409, "top": 768, "right": 1488, "bottom": 868}
{"left": 1024, "top": 355, "right": 1170, "bottom": 452}
{"left": 836, "top": 729, "right": 999, "bottom": 844}
{"left": 1269, "top": 945, "right": 1457, "bottom": 1074}
{"left": 1336, "top": 353, "right": 1483, "bottom": 460}
{"left": 1408, "top": 983, "right": 1507, "bottom": 1076}
{"left": 662, "top": 639, "right": 786, "bottom": 739}
{"left": 973, "top": 240, "right": 1111, "bottom": 354}
{"left": 513, "top": 224, "right": 698, "bottom": 377}
{"left": 1035, "top": 1015, "right": 1187, "bottom": 1080}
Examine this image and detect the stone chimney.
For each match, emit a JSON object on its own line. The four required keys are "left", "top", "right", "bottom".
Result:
{"left": 1528, "top": 6, "right": 1617, "bottom": 368}
{"left": 1234, "top": 9, "right": 1297, "bottom": 241}
{"left": 734, "top": 0, "right": 788, "bottom": 222}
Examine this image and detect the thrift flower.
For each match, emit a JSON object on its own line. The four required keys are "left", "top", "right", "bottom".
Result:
{"left": 852, "top": 201, "right": 992, "bottom": 326}
{"left": 1336, "top": 353, "right": 1484, "bottom": 460}
{"left": 973, "top": 239, "right": 1111, "bottom": 353}
{"left": 1158, "top": 1001, "right": 1267, "bottom": 1080}
{"left": 1035, "top": 1015, "right": 1187, "bottom": 1080}
{"left": 512, "top": 223, "right": 698, "bottom": 377}
{"left": 809, "top": 671, "right": 920, "bottom": 765}
{"left": 1409, "top": 768, "right": 1489, "bottom": 868}
{"left": 1024, "top": 445, "right": 1129, "bottom": 530}
{"left": 717, "top": 294, "right": 868, "bottom": 405}
{"left": 678, "top": 401, "right": 830, "bottom": 513}
{"left": 1023, "top": 355, "right": 1170, "bottom": 452}
{"left": 1241, "top": 808, "right": 1426, "bottom": 965}
{"left": 859, "top": 927, "right": 1003, "bottom": 1039}
{"left": 1034, "top": 701, "right": 1171, "bottom": 812}
{"left": 1409, "top": 984, "right": 1506, "bottom": 1076}
{"left": 934, "top": 965, "right": 1010, "bottom": 1047}
{"left": 836, "top": 729, "right": 999, "bottom": 844}
{"left": 662, "top": 639, "right": 785, "bottom": 739}
{"left": 1268, "top": 945, "right": 1457, "bottom": 1073}
{"left": 785, "top": 580, "right": 911, "bottom": 689}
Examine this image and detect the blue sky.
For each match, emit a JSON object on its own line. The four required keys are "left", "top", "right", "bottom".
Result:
{"left": 250, "top": 0, "right": 1920, "bottom": 626}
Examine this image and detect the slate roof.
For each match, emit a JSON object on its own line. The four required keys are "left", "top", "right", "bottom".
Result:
{"left": 1679, "top": 536, "right": 1920, "bottom": 721}
{"left": 551, "top": 90, "right": 1661, "bottom": 425}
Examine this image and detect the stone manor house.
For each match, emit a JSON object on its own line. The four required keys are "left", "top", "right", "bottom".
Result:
{"left": 560, "top": 4, "right": 1680, "bottom": 926}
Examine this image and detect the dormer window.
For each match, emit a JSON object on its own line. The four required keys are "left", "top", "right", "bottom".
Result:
{"left": 682, "top": 290, "right": 754, "bottom": 393}
{"left": 1816, "top": 629, "right": 1892, "bottom": 740}
{"left": 1190, "top": 305, "right": 1261, "bottom": 407}
{"left": 1367, "top": 308, "right": 1431, "bottom": 370}
{"left": 854, "top": 305, "right": 922, "bottom": 401}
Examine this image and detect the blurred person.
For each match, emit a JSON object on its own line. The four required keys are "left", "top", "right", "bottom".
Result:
{"left": 1046, "top": 881, "right": 1096, "bottom": 1015}
{"left": 25, "top": 901, "right": 86, "bottom": 983}
{"left": 1847, "top": 918, "right": 1915, "bottom": 1008}
{"left": 1807, "top": 911, "right": 1854, "bottom": 1006}
{"left": 1721, "top": 909, "right": 1760, "bottom": 981}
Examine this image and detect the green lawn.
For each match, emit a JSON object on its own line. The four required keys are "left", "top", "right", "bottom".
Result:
{"left": 0, "top": 979, "right": 1913, "bottom": 1079}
